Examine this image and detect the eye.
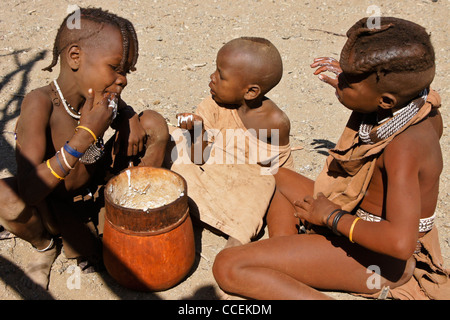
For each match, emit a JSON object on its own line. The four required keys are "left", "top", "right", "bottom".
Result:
{"left": 110, "top": 64, "right": 129, "bottom": 75}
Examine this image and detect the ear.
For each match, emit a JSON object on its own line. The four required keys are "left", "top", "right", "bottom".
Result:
{"left": 65, "top": 44, "right": 81, "bottom": 71}
{"left": 378, "top": 93, "right": 397, "bottom": 110}
{"left": 243, "top": 84, "right": 261, "bottom": 100}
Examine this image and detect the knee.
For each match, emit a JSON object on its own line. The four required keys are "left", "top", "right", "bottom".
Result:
{"left": 395, "top": 256, "right": 416, "bottom": 287}
{"left": 139, "top": 110, "right": 169, "bottom": 144}
{"left": 379, "top": 256, "right": 416, "bottom": 291}
{"left": 212, "top": 248, "right": 242, "bottom": 293}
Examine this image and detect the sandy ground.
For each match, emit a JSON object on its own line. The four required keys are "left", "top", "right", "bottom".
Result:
{"left": 0, "top": 0, "right": 448, "bottom": 301}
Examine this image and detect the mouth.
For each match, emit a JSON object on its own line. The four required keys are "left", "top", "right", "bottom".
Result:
{"left": 103, "top": 89, "right": 122, "bottom": 99}
{"left": 209, "top": 83, "right": 215, "bottom": 96}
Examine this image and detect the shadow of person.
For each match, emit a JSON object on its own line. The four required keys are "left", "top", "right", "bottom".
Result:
{"left": 0, "top": 254, "right": 55, "bottom": 300}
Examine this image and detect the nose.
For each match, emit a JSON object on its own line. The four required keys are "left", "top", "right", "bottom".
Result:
{"left": 210, "top": 72, "right": 216, "bottom": 84}
{"left": 116, "top": 73, "right": 128, "bottom": 88}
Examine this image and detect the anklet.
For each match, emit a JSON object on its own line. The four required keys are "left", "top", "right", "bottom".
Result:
{"left": 35, "top": 237, "right": 54, "bottom": 252}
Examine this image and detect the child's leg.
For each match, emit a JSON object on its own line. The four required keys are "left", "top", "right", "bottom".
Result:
{"left": 213, "top": 233, "right": 415, "bottom": 300}
{"left": 266, "top": 168, "right": 314, "bottom": 237}
{"left": 49, "top": 195, "right": 103, "bottom": 272}
{"left": 0, "top": 177, "right": 54, "bottom": 249}
{"left": 0, "top": 177, "right": 57, "bottom": 289}
{"left": 138, "top": 110, "right": 169, "bottom": 167}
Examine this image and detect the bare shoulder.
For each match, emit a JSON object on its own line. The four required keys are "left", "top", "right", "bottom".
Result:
{"left": 383, "top": 114, "right": 443, "bottom": 174}
{"left": 262, "top": 98, "right": 290, "bottom": 132}
{"left": 261, "top": 99, "right": 291, "bottom": 145}
{"left": 18, "top": 85, "right": 53, "bottom": 122}
{"left": 15, "top": 85, "right": 54, "bottom": 143}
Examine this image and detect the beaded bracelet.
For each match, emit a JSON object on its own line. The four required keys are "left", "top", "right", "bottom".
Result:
{"left": 46, "top": 159, "right": 64, "bottom": 181}
{"left": 64, "top": 141, "right": 84, "bottom": 158}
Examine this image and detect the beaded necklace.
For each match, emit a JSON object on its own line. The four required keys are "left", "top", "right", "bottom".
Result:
{"left": 53, "top": 80, "right": 81, "bottom": 120}
{"left": 52, "top": 79, "right": 105, "bottom": 164}
{"left": 359, "top": 89, "right": 428, "bottom": 144}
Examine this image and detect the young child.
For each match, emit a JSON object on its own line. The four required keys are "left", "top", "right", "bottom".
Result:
{"left": 0, "top": 7, "right": 169, "bottom": 290}
{"left": 213, "top": 17, "right": 449, "bottom": 299}
{"left": 171, "top": 37, "right": 294, "bottom": 247}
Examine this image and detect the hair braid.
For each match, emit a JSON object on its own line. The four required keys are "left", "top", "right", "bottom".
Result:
{"left": 43, "top": 15, "right": 72, "bottom": 72}
{"left": 126, "top": 23, "right": 139, "bottom": 72}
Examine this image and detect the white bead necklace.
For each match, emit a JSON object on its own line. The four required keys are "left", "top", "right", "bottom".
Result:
{"left": 359, "top": 89, "right": 428, "bottom": 144}
{"left": 53, "top": 80, "right": 81, "bottom": 120}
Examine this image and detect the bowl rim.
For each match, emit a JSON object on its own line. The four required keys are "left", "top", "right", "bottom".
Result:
{"left": 104, "top": 166, "right": 188, "bottom": 213}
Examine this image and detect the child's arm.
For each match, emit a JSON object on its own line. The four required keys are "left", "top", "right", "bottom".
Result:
{"left": 294, "top": 138, "right": 422, "bottom": 261}
{"left": 176, "top": 113, "right": 207, "bottom": 164}
{"left": 15, "top": 89, "right": 113, "bottom": 205}
{"left": 111, "top": 99, "right": 147, "bottom": 157}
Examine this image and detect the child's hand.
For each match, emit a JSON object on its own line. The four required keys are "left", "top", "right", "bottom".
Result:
{"left": 293, "top": 192, "right": 340, "bottom": 227}
{"left": 176, "top": 113, "right": 203, "bottom": 130}
{"left": 113, "top": 112, "right": 147, "bottom": 157}
{"left": 310, "top": 57, "right": 342, "bottom": 89}
{"left": 79, "top": 89, "right": 115, "bottom": 138}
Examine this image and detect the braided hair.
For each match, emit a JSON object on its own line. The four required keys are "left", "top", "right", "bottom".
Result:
{"left": 339, "top": 17, "right": 435, "bottom": 76}
{"left": 43, "top": 7, "right": 139, "bottom": 72}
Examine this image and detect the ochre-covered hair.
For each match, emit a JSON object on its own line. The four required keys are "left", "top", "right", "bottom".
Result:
{"left": 43, "top": 7, "right": 139, "bottom": 72}
{"left": 340, "top": 17, "right": 435, "bottom": 75}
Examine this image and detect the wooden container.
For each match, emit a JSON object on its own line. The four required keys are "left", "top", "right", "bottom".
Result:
{"left": 103, "top": 166, "right": 195, "bottom": 291}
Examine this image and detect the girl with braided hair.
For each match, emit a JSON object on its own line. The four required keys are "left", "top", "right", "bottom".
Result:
{"left": 0, "top": 7, "right": 168, "bottom": 290}
{"left": 213, "top": 17, "right": 449, "bottom": 299}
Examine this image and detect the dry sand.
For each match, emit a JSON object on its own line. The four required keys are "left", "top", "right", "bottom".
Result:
{"left": 0, "top": 0, "right": 448, "bottom": 301}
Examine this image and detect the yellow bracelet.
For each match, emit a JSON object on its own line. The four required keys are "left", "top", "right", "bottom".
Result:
{"left": 46, "top": 159, "right": 65, "bottom": 181}
{"left": 349, "top": 217, "right": 361, "bottom": 243}
{"left": 76, "top": 125, "right": 97, "bottom": 142}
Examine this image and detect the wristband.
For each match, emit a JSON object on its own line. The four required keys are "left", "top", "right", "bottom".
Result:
{"left": 332, "top": 210, "right": 348, "bottom": 236}
{"left": 64, "top": 141, "right": 84, "bottom": 158}
{"left": 55, "top": 151, "right": 68, "bottom": 175}
{"left": 46, "top": 159, "right": 65, "bottom": 181}
{"left": 60, "top": 146, "right": 75, "bottom": 170}
{"left": 349, "top": 217, "right": 361, "bottom": 243}
{"left": 326, "top": 209, "right": 341, "bottom": 229}
{"left": 76, "top": 125, "right": 97, "bottom": 142}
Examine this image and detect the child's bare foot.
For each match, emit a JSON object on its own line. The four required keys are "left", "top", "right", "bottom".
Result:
{"left": 21, "top": 239, "right": 58, "bottom": 290}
